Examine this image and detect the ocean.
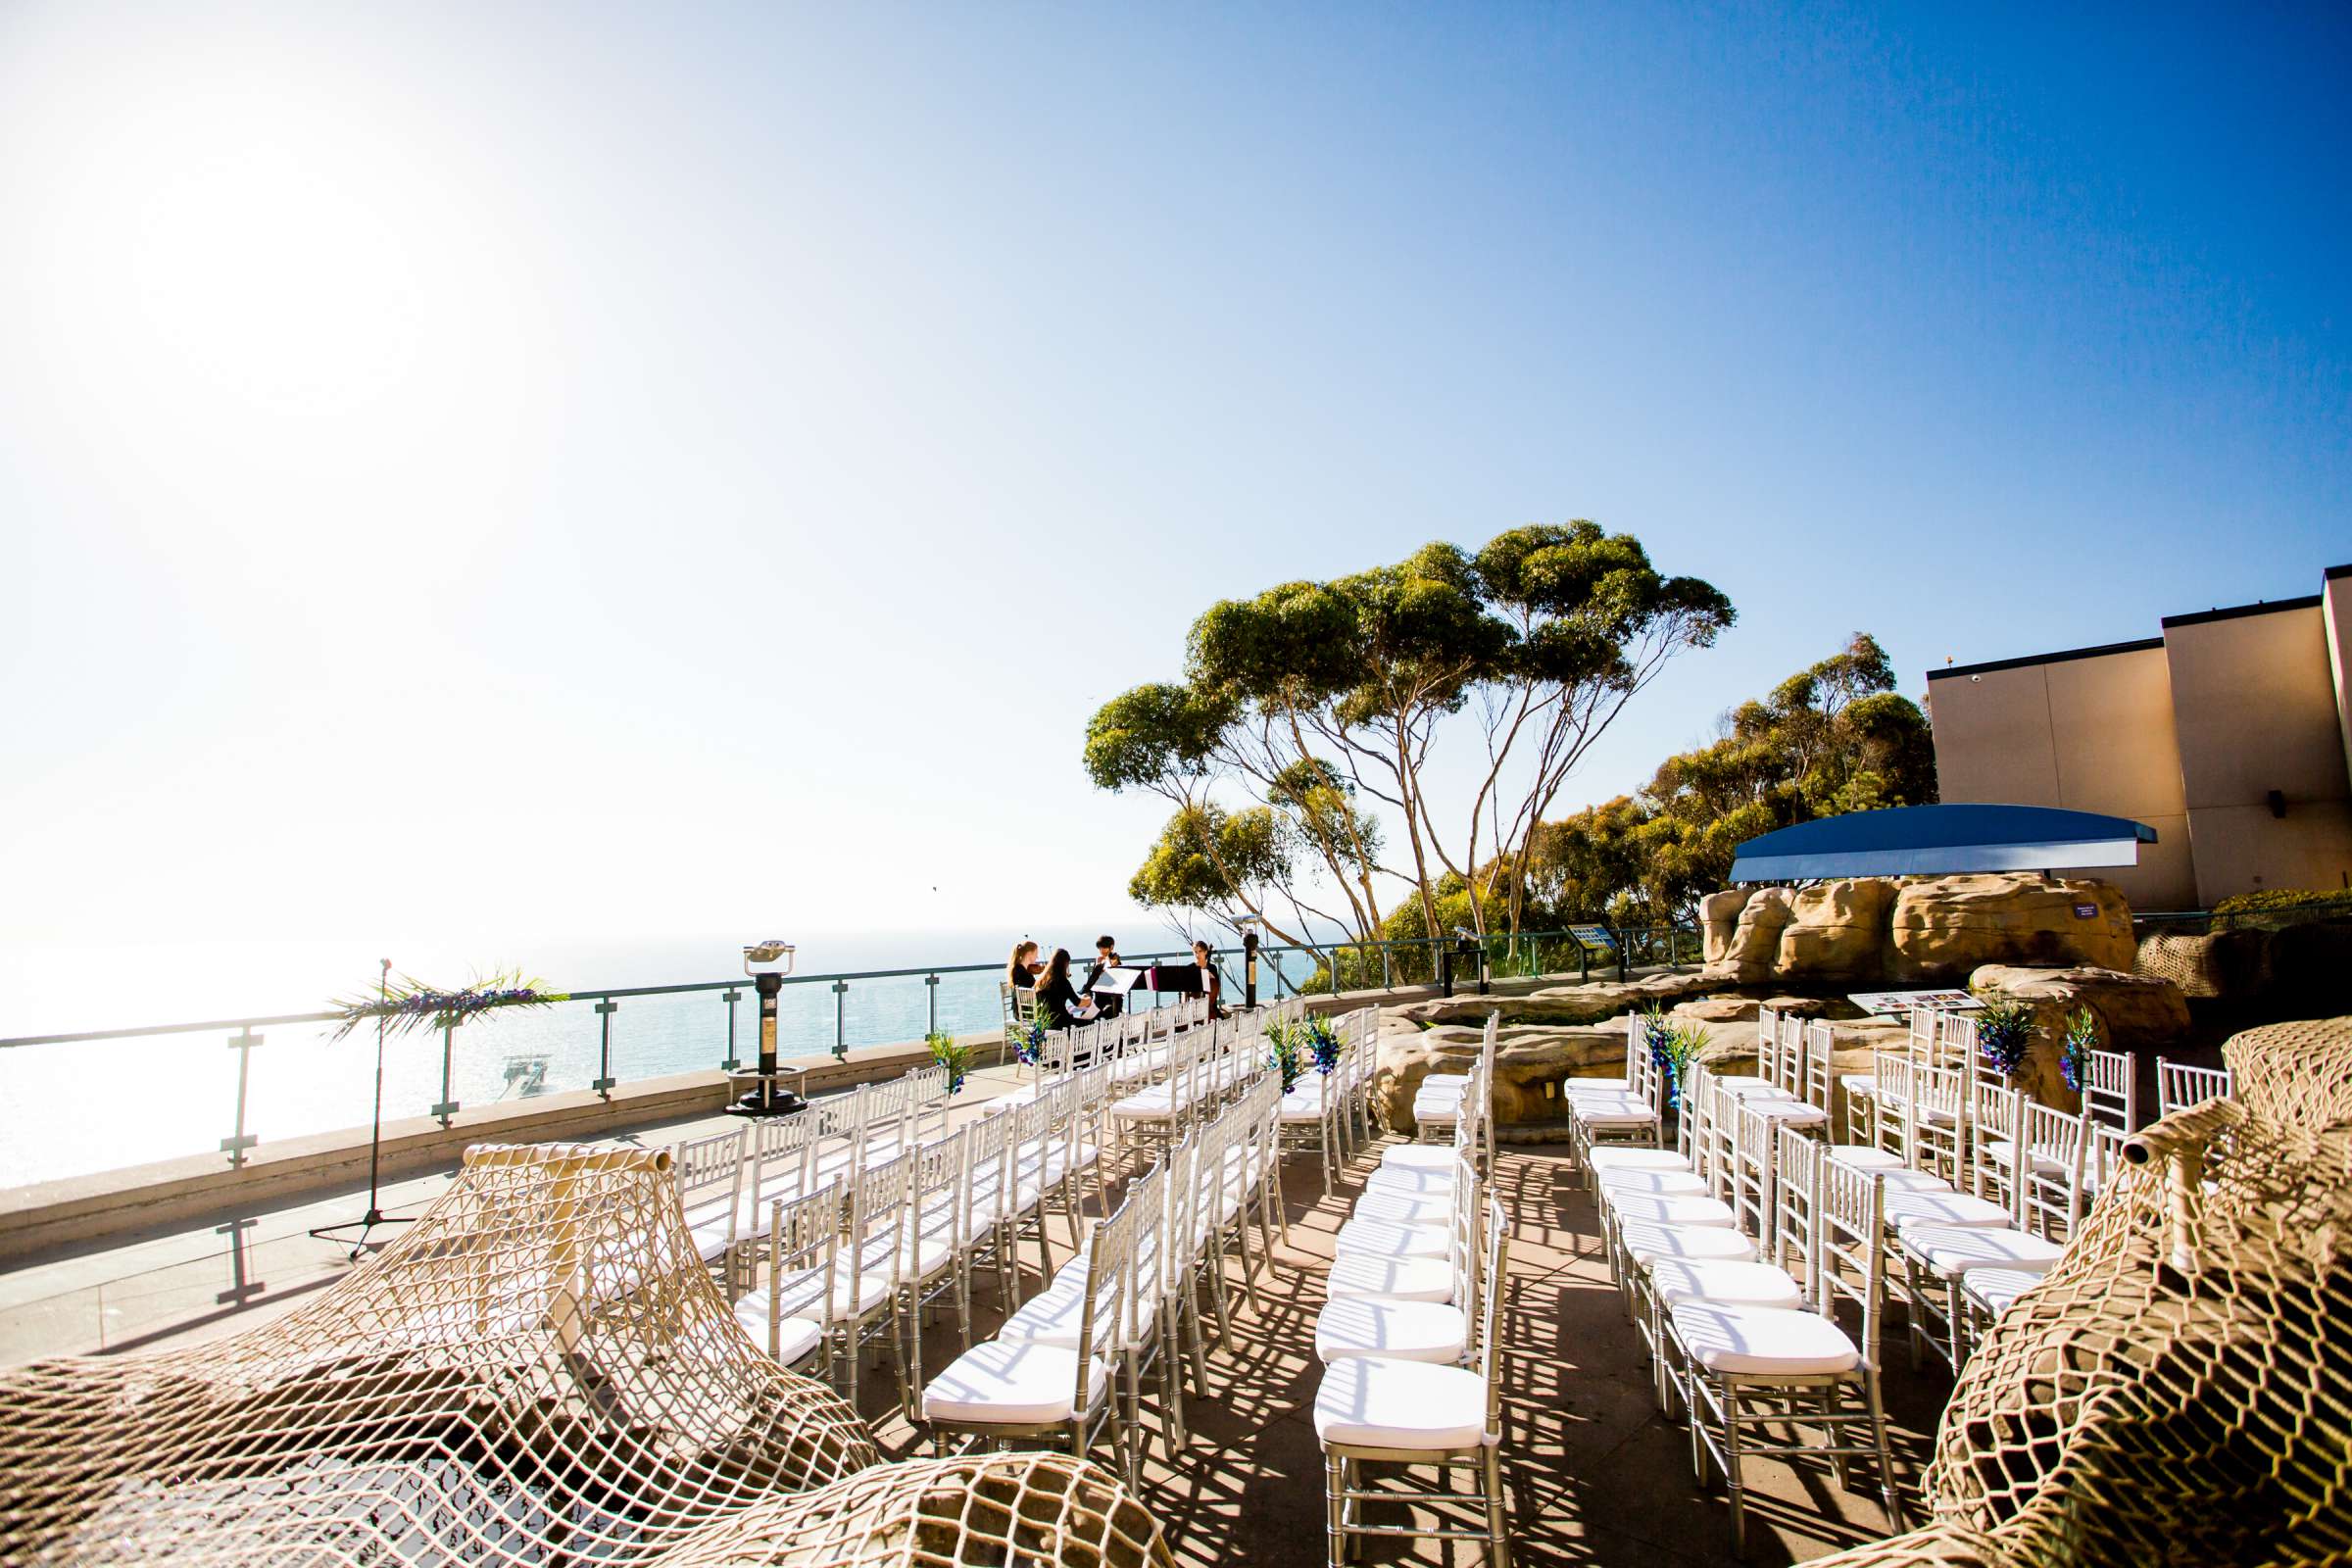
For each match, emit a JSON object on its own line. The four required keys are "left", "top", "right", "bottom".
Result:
{"left": 0, "top": 927, "right": 1321, "bottom": 1190}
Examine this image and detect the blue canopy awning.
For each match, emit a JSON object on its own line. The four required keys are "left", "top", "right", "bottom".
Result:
{"left": 1727, "top": 804, "right": 2157, "bottom": 884}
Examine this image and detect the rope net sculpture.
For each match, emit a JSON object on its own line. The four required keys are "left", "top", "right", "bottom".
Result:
{"left": 0, "top": 1142, "right": 1173, "bottom": 1568}
{"left": 1815, "top": 1016, "right": 2352, "bottom": 1568}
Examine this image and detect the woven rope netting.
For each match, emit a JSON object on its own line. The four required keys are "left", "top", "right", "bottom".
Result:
{"left": 0, "top": 1142, "right": 1172, "bottom": 1568}
{"left": 1817, "top": 1016, "right": 2352, "bottom": 1568}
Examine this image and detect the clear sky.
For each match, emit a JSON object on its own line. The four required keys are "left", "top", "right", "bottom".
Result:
{"left": 1, "top": 2, "right": 2346, "bottom": 984}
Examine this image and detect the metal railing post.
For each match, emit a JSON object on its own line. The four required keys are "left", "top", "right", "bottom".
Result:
{"left": 721, "top": 987, "right": 741, "bottom": 1072}
{"left": 1380, "top": 941, "right": 1394, "bottom": 989}
{"left": 925, "top": 972, "right": 940, "bottom": 1036}
{"left": 833, "top": 979, "right": 849, "bottom": 1054}
{"left": 1331, "top": 947, "right": 1343, "bottom": 998}
{"left": 593, "top": 1000, "right": 617, "bottom": 1096}
{"left": 215, "top": 1217, "right": 264, "bottom": 1307}
{"left": 431, "top": 1022, "right": 458, "bottom": 1126}
{"left": 221, "top": 1025, "right": 262, "bottom": 1167}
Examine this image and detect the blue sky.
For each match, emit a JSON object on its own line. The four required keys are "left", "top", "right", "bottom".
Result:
{"left": 0, "top": 2, "right": 2345, "bottom": 986}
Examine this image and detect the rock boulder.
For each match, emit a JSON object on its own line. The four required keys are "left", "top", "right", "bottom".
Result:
{"left": 1373, "top": 1016, "right": 1631, "bottom": 1131}
{"left": 1776, "top": 878, "right": 1897, "bottom": 982}
{"left": 1713, "top": 887, "right": 1798, "bottom": 984}
{"left": 1888, "top": 875, "right": 2134, "bottom": 983}
{"left": 1968, "top": 963, "right": 2191, "bottom": 1110}
{"left": 1701, "top": 888, "right": 1752, "bottom": 965}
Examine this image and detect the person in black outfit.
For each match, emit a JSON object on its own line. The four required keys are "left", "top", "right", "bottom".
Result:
{"left": 1082, "top": 934, "right": 1124, "bottom": 1019}
{"left": 1193, "top": 939, "right": 1225, "bottom": 1018}
{"left": 1032, "top": 948, "right": 1101, "bottom": 1030}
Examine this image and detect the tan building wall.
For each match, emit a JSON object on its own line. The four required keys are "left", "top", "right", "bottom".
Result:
{"left": 1927, "top": 642, "right": 2197, "bottom": 909}
{"left": 2161, "top": 597, "right": 2352, "bottom": 906}
{"left": 1928, "top": 564, "right": 2352, "bottom": 912}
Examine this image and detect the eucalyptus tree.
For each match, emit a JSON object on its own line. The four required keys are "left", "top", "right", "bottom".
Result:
{"left": 1085, "top": 521, "right": 1732, "bottom": 946}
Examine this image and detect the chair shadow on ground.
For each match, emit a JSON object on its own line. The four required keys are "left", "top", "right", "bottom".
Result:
{"left": 831, "top": 1129, "right": 1950, "bottom": 1568}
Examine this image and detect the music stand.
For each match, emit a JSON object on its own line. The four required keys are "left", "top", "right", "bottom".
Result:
{"left": 312, "top": 958, "right": 418, "bottom": 1259}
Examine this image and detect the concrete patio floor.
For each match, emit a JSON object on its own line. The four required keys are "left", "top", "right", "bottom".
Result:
{"left": 0, "top": 1064, "right": 1949, "bottom": 1565}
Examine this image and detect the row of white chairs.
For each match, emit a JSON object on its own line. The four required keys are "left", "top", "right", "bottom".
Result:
{"left": 1276, "top": 1008, "right": 1382, "bottom": 1195}
{"left": 724, "top": 1066, "right": 1110, "bottom": 1411}
{"left": 1313, "top": 1016, "right": 1512, "bottom": 1568}
{"left": 918, "top": 1065, "right": 1292, "bottom": 1487}
{"left": 1582, "top": 1039, "right": 1906, "bottom": 1555}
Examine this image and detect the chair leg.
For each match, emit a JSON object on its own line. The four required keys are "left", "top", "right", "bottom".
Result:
{"left": 1867, "top": 1367, "right": 1905, "bottom": 1530}
{"left": 1161, "top": 1313, "right": 1189, "bottom": 1449}
{"left": 1324, "top": 1450, "right": 1348, "bottom": 1568}
{"left": 1484, "top": 1446, "right": 1511, "bottom": 1568}
{"left": 1721, "top": 1381, "right": 1748, "bottom": 1557}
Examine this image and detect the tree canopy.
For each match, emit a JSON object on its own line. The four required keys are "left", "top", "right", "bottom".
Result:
{"left": 1084, "top": 522, "right": 1734, "bottom": 948}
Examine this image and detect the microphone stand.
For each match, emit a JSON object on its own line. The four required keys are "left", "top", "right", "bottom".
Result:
{"left": 312, "top": 957, "right": 419, "bottom": 1260}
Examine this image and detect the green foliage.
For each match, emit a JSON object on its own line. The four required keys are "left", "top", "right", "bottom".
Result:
{"left": 2059, "top": 1007, "right": 2099, "bottom": 1094}
{"left": 1262, "top": 1015, "right": 1308, "bottom": 1093}
{"left": 328, "top": 969, "right": 566, "bottom": 1042}
{"left": 926, "top": 1030, "right": 973, "bottom": 1091}
{"left": 2211, "top": 887, "right": 2352, "bottom": 926}
{"left": 1125, "top": 803, "right": 1292, "bottom": 924}
{"left": 1643, "top": 1004, "right": 1707, "bottom": 1107}
{"left": 1972, "top": 993, "right": 2036, "bottom": 1080}
{"left": 1086, "top": 522, "right": 1734, "bottom": 947}
{"left": 1524, "top": 634, "right": 1936, "bottom": 919}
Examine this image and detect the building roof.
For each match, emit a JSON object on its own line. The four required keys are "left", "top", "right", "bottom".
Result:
{"left": 1727, "top": 804, "right": 2157, "bottom": 883}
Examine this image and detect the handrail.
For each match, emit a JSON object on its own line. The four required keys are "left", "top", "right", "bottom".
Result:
{"left": 0, "top": 926, "right": 1688, "bottom": 1051}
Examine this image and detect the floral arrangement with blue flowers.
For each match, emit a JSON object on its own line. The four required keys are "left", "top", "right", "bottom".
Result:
{"left": 1305, "top": 1017, "right": 1343, "bottom": 1076}
{"left": 1974, "top": 991, "right": 2036, "bottom": 1081}
{"left": 329, "top": 969, "right": 566, "bottom": 1040}
{"left": 2058, "top": 1007, "right": 2098, "bottom": 1094}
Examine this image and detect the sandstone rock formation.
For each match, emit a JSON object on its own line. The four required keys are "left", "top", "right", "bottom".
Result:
{"left": 1372, "top": 1015, "right": 1629, "bottom": 1130}
{"left": 1700, "top": 873, "right": 2137, "bottom": 990}
{"left": 1889, "top": 876, "right": 2134, "bottom": 981}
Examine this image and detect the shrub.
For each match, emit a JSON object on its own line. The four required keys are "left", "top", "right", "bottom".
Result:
{"left": 2211, "top": 887, "right": 2352, "bottom": 927}
{"left": 1973, "top": 993, "right": 2035, "bottom": 1081}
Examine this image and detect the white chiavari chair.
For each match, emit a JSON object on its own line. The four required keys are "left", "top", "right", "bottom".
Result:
{"left": 922, "top": 1181, "right": 1137, "bottom": 1485}
{"left": 1315, "top": 1198, "right": 1510, "bottom": 1568}
{"left": 731, "top": 1177, "right": 842, "bottom": 1375}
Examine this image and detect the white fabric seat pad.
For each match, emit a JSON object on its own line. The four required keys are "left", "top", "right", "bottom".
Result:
{"left": 1350, "top": 1190, "right": 1454, "bottom": 1226}
{"left": 1586, "top": 1149, "right": 1690, "bottom": 1173}
{"left": 1365, "top": 1165, "right": 1456, "bottom": 1197}
{"left": 1961, "top": 1266, "right": 2050, "bottom": 1316}
{"left": 1604, "top": 1192, "right": 1739, "bottom": 1228}
{"left": 1595, "top": 1168, "right": 1710, "bottom": 1197}
{"left": 1312, "top": 1298, "right": 1468, "bottom": 1364}
{"left": 1886, "top": 1191, "right": 2021, "bottom": 1232}
{"left": 1313, "top": 1354, "right": 1491, "bottom": 1449}
{"left": 1379, "top": 1146, "right": 1461, "bottom": 1173}
{"left": 1900, "top": 1224, "right": 2066, "bottom": 1278}
{"left": 921, "top": 1340, "right": 1110, "bottom": 1424}
{"left": 1334, "top": 1216, "right": 1451, "bottom": 1259}
{"left": 1620, "top": 1220, "right": 1758, "bottom": 1266}
{"left": 1671, "top": 1302, "right": 1859, "bottom": 1375}
{"left": 1325, "top": 1252, "right": 1455, "bottom": 1303}
{"left": 731, "top": 1298, "right": 827, "bottom": 1366}
{"left": 1648, "top": 1258, "right": 1805, "bottom": 1310}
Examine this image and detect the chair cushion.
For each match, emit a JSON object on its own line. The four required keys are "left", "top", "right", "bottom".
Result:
{"left": 1739, "top": 1100, "right": 1829, "bottom": 1127}
{"left": 1313, "top": 1355, "right": 1490, "bottom": 1449}
{"left": 1364, "top": 1165, "right": 1456, "bottom": 1198}
{"left": 1313, "top": 1298, "right": 1468, "bottom": 1365}
{"left": 1325, "top": 1252, "right": 1455, "bottom": 1303}
{"left": 1572, "top": 1102, "right": 1657, "bottom": 1129}
{"left": 1671, "top": 1302, "right": 1859, "bottom": 1375}
{"left": 1647, "top": 1258, "right": 1805, "bottom": 1311}
{"left": 1350, "top": 1189, "right": 1454, "bottom": 1226}
{"left": 1982, "top": 1138, "right": 2070, "bottom": 1176}
{"left": 921, "top": 1340, "right": 1109, "bottom": 1425}
{"left": 1380, "top": 1145, "right": 1461, "bottom": 1173}
{"left": 1900, "top": 1224, "right": 2066, "bottom": 1278}
{"left": 1961, "top": 1266, "right": 2048, "bottom": 1317}
{"left": 1585, "top": 1149, "right": 1690, "bottom": 1173}
{"left": 1619, "top": 1221, "right": 1757, "bottom": 1266}
{"left": 1595, "top": 1167, "right": 1710, "bottom": 1197}
{"left": 1886, "top": 1191, "right": 2019, "bottom": 1233}
{"left": 1335, "top": 1216, "right": 1451, "bottom": 1259}
{"left": 1604, "top": 1192, "right": 1739, "bottom": 1229}
{"left": 730, "top": 1299, "right": 827, "bottom": 1367}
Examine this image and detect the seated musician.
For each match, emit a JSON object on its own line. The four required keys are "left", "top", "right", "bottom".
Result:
{"left": 1193, "top": 939, "right": 1225, "bottom": 1017}
{"left": 1032, "top": 948, "right": 1101, "bottom": 1030}
{"left": 1083, "top": 933, "right": 1124, "bottom": 1018}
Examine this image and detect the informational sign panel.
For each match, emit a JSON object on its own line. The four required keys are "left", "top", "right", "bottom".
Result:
{"left": 2073, "top": 904, "right": 2099, "bottom": 919}
{"left": 1845, "top": 988, "right": 1983, "bottom": 1015}
{"left": 1569, "top": 924, "right": 1616, "bottom": 952}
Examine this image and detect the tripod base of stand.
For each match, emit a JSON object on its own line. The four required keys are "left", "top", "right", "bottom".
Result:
{"left": 310, "top": 1210, "right": 416, "bottom": 1261}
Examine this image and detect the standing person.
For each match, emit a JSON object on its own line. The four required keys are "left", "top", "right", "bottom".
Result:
{"left": 1083, "top": 934, "right": 1124, "bottom": 1018}
{"left": 1193, "top": 940, "right": 1224, "bottom": 1017}
{"left": 1032, "top": 948, "right": 1101, "bottom": 1030}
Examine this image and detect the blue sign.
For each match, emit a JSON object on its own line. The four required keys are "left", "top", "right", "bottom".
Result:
{"left": 1569, "top": 924, "right": 1616, "bottom": 951}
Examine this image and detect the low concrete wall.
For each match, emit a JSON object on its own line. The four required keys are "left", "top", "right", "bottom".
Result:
{"left": 0, "top": 974, "right": 1558, "bottom": 1267}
